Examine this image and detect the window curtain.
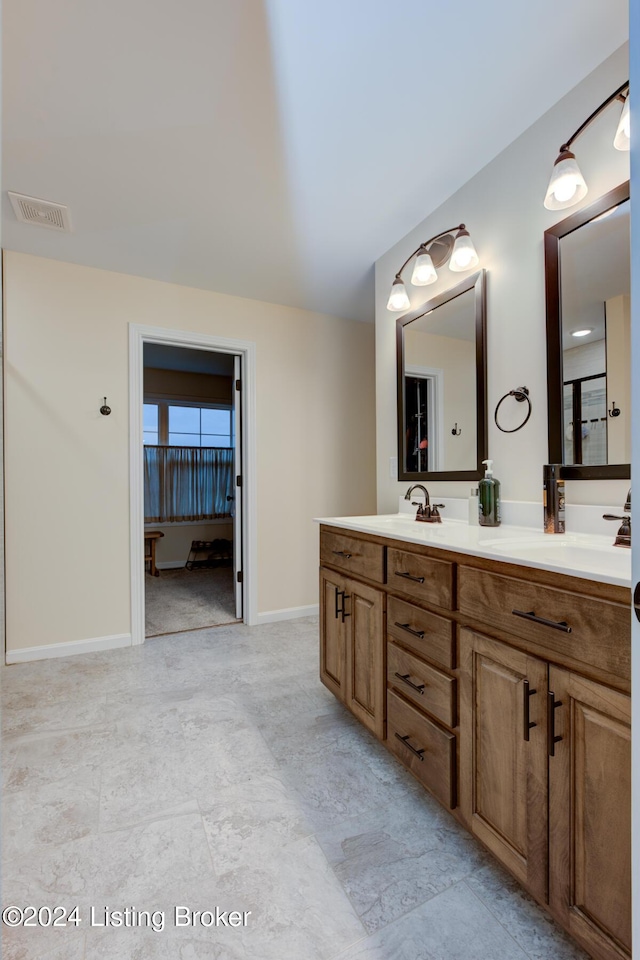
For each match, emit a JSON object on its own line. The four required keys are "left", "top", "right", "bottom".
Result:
{"left": 144, "top": 446, "right": 234, "bottom": 523}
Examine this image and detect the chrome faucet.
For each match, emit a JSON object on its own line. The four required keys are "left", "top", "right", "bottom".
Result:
{"left": 603, "top": 490, "right": 631, "bottom": 547}
{"left": 404, "top": 484, "right": 444, "bottom": 523}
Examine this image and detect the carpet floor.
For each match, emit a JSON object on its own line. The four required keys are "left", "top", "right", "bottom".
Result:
{"left": 145, "top": 565, "right": 237, "bottom": 637}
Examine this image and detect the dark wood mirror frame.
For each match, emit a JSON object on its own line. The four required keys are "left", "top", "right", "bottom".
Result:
{"left": 544, "top": 181, "right": 630, "bottom": 480}
{"left": 396, "top": 269, "right": 487, "bottom": 482}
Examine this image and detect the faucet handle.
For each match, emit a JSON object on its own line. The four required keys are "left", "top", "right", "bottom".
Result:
{"left": 624, "top": 489, "right": 631, "bottom": 512}
{"left": 603, "top": 514, "right": 631, "bottom": 548}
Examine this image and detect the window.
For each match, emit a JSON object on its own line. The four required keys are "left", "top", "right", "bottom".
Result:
{"left": 143, "top": 400, "right": 233, "bottom": 447}
{"left": 143, "top": 398, "right": 234, "bottom": 523}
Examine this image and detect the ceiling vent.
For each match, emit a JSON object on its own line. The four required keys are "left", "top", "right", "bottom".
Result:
{"left": 7, "top": 192, "right": 72, "bottom": 232}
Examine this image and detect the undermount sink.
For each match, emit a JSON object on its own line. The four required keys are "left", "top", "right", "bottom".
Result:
{"left": 484, "top": 535, "right": 630, "bottom": 574}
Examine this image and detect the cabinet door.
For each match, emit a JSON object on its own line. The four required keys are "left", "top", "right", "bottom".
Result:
{"left": 343, "top": 577, "right": 385, "bottom": 739}
{"left": 549, "top": 667, "right": 631, "bottom": 960}
{"left": 460, "top": 628, "right": 548, "bottom": 902}
{"left": 319, "top": 567, "right": 347, "bottom": 701}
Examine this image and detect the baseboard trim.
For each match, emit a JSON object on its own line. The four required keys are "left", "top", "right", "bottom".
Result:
{"left": 256, "top": 604, "right": 319, "bottom": 625}
{"left": 6, "top": 633, "right": 132, "bottom": 664}
{"left": 155, "top": 561, "right": 186, "bottom": 570}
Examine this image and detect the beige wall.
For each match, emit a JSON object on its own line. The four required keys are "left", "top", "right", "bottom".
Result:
{"left": 375, "top": 45, "right": 630, "bottom": 510}
{"left": 404, "top": 329, "right": 476, "bottom": 472}
{"left": 4, "top": 252, "right": 376, "bottom": 652}
{"left": 147, "top": 522, "right": 234, "bottom": 567}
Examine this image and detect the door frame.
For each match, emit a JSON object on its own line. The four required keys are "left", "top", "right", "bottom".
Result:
{"left": 129, "top": 323, "right": 257, "bottom": 644}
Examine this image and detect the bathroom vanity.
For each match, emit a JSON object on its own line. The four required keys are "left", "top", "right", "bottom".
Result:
{"left": 317, "top": 515, "right": 631, "bottom": 960}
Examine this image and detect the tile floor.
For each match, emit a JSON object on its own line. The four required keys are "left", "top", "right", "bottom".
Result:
{"left": 1, "top": 618, "right": 588, "bottom": 960}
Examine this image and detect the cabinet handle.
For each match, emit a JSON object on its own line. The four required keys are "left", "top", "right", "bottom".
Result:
{"left": 547, "top": 690, "right": 563, "bottom": 756}
{"left": 332, "top": 550, "right": 353, "bottom": 559}
{"left": 512, "top": 609, "right": 572, "bottom": 633}
{"left": 341, "top": 593, "right": 351, "bottom": 622}
{"left": 522, "top": 679, "right": 537, "bottom": 741}
{"left": 395, "top": 571, "right": 425, "bottom": 584}
{"left": 334, "top": 588, "right": 343, "bottom": 620}
{"left": 394, "top": 672, "right": 425, "bottom": 694}
{"left": 394, "top": 621, "right": 425, "bottom": 640}
{"left": 395, "top": 732, "right": 425, "bottom": 761}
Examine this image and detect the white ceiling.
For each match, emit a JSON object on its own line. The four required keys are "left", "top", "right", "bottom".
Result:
{"left": 2, "top": 0, "right": 629, "bottom": 322}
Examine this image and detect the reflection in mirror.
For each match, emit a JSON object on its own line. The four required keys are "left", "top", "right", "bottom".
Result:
{"left": 397, "top": 271, "right": 486, "bottom": 482}
{"left": 545, "top": 182, "right": 630, "bottom": 480}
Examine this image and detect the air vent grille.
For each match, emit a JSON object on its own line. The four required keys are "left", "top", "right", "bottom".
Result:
{"left": 7, "top": 192, "right": 72, "bottom": 232}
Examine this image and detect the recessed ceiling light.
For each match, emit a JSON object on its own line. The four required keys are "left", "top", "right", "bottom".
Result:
{"left": 571, "top": 328, "right": 593, "bottom": 337}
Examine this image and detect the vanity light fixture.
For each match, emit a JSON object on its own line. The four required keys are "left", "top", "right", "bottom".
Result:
{"left": 571, "top": 328, "right": 593, "bottom": 338}
{"left": 544, "top": 81, "right": 629, "bottom": 211}
{"left": 386, "top": 224, "right": 479, "bottom": 312}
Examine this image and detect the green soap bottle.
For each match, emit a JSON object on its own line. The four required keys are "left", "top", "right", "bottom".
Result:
{"left": 479, "top": 459, "right": 501, "bottom": 527}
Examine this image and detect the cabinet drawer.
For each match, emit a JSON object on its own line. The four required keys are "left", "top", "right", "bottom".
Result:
{"left": 458, "top": 566, "right": 630, "bottom": 681}
{"left": 387, "top": 642, "right": 456, "bottom": 728}
{"left": 320, "top": 530, "right": 385, "bottom": 583}
{"left": 387, "top": 596, "right": 455, "bottom": 669}
{"left": 387, "top": 689, "right": 456, "bottom": 809}
{"left": 387, "top": 547, "right": 454, "bottom": 610}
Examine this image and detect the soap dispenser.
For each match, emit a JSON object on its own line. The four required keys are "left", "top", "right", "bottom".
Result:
{"left": 479, "top": 459, "right": 501, "bottom": 527}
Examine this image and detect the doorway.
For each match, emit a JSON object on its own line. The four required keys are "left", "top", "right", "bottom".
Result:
{"left": 142, "top": 343, "right": 240, "bottom": 636}
{"left": 129, "top": 325, "right": 257, "bottom": 645}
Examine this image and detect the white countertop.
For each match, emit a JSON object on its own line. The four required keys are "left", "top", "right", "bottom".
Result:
{"left": 315, "top": 513, "right": 631, "bottom": 588}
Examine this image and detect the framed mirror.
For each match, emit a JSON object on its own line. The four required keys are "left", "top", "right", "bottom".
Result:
{"left": 544, "top": 182, "right": 630, "bottom": 480}
{"left": 396, "top": 270, "right": 487, "bottom": 482}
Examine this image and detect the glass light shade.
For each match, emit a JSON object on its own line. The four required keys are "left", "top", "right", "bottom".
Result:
{"left": 449, "top": 231, "right": 479, "bottom": 272}
{"left": 411, "top": 252, "right": 437, "bottom": 286}
{"left": 613, "top": 97, "right": 630, "bottom": 151}
{"left": 387, "top": 278, "right": 410, "bottom": 312}
{"left": 544, "top": 151, "right": 588, "bottom": 210}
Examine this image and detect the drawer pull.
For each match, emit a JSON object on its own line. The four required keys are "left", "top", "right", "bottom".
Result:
{"left": 512, "top": 609, "right": 572, "bottom": 633}
{"left": 394, "top": 621, "right": 425, "bottom": 640}
{"left": 394, "top": 672, "right": 425, "bottom": 694}
{"left": 332, "top": 550, "right": 353, "bottom": 559}
{"left": 395, "top": 732, "right": 425, "bottom": 761}
{"left": 547, "top": 690, "right": 563, "bottom": 756}
{"left": 522, "top": 678, "right": 537, "bottom": 741}
{"left": 395, "top": 571, "right": 425, "bottom": 584}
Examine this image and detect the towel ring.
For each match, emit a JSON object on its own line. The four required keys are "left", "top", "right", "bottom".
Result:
{"left": 494, "top": 386, "right": 531, "bottom": 433}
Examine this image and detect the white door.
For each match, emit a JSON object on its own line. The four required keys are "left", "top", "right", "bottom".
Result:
{"left": 232, "top": 355, "right": 243, "bottom": 619}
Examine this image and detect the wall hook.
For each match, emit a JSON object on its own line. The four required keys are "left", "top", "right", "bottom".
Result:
{"left": 608, "top": 401, "right": 621, "bottom": 418}
{"left": 100, "top": 397, "right": 112, "bottom": 416}
{"left": 451, "top": 423, "right": 462, "bottom": 436}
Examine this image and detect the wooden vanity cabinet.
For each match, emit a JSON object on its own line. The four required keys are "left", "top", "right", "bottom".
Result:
{"left": 459, "top": 628, "right": 549, "bottom": 902}
{"left": 548, "top": 668, "right": 631, "bottom": 960}
{"left": 318, "top": 524, "right": 631, "bottom": 960}
{"left": 319, "top": 566, "right": 385, "bottom": 738}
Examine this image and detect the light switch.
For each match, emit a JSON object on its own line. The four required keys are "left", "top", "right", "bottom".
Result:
{"left": 389, "top": 456, "right": 398, "bottom": 480}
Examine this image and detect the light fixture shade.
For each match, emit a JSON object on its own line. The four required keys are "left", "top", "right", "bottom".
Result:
{"left": 544, "top": 150, "right": 588, "bottom": 210}
{"left": 411, "top": 252, "right": 438, "bottom": 286}
{"left": 613, "top": 96, "right": 630, "bottom": 151}
{"left": 449, "top": 229, "right": 479, "bottom": 272}
{"left": 387, "top": 278, "right": 410, "bottom": 312}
